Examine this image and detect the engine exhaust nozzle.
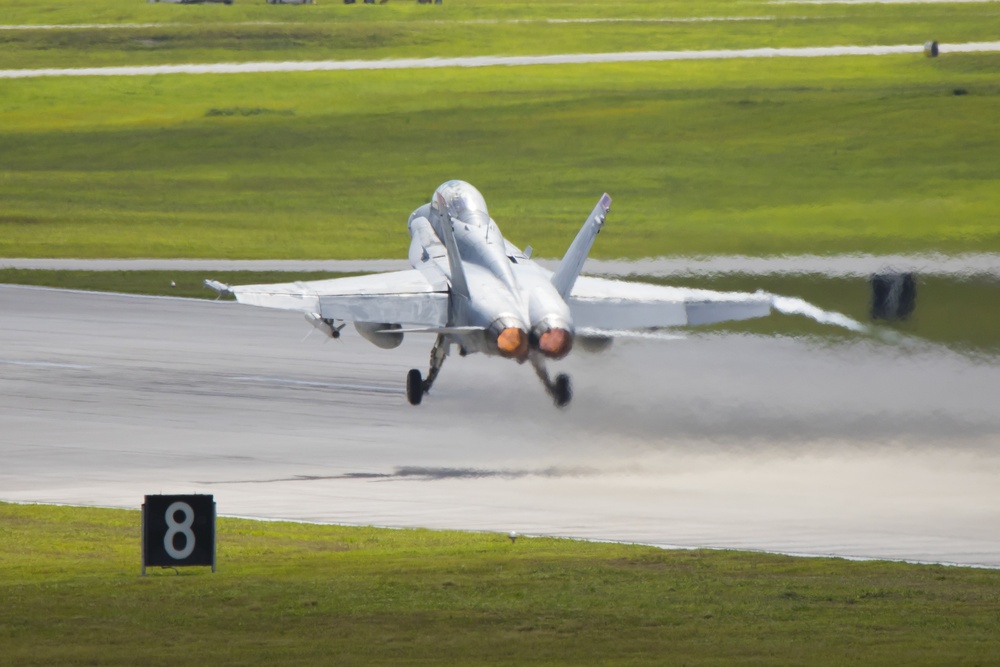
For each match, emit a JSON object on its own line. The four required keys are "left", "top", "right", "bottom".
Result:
{"left": 497, "top": 327, "right": 529, "bottom": 360}
{"left": 534, "top": 326, "right": 573, "bottom": 360}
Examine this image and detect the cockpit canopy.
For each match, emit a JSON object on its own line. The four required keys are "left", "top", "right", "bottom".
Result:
{"left": 431, "top": 180, "right": 491, "bottom": 228}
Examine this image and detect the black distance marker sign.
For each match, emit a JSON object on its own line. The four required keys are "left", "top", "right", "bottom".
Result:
{"left": 142, "top": 494, "right": 216, "bottom": 574}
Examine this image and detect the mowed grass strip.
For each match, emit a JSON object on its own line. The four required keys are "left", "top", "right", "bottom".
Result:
{"left": 2, "top": 502, "right": 1000, "bottom": 666}
{"left": 2, "top": 0, "right": 769, "bottom": 27}
{"left": 2, "top": 0, "right": 998, "bottom": 71}
{"left": 2, "top": 54, "right": 998, "bottom": 259}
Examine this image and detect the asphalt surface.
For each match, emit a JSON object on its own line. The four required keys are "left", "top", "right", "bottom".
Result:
{"left": 2, "top": 284, "right": 999, "bottom": 566}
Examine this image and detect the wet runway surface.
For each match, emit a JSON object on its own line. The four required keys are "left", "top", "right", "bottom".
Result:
{"left": 2, "top": 284, "right": 999, "bottom": 566}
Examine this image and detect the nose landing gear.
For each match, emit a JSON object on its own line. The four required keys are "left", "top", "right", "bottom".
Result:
{"left": 406, "top": 337, "right": 572, "bottom": 408}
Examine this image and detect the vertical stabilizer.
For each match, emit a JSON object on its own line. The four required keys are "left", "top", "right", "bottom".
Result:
{"left": 551, "top": 193, "right": 611, "bottom": 298}
{"left": 435, "top": 191, "right": 471, "bottom": 299}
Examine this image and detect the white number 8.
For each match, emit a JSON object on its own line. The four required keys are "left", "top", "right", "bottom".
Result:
{"left": 164, "top": 501, "right": 196, "bottom": 560}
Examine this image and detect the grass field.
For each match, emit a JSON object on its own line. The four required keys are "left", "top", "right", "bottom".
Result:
{"left": 2, "top": 12, "right": 997, "bottom": 70}
{"left": 1, "top": 1, "right": 999, "bottom": 260}
{"left": 2, "top": 55, "right": 999, "bottom": 259}
{"left": 3, "top": 501, "right": 1000, "bottom": 666}
{"left": 2, "top": 0, "right": 998, "bottom": 70}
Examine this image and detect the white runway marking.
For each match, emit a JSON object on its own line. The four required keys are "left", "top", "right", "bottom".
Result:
{"left": 0, "top": 359, "right": 92, "bottom": 370}
{"left": 231, "top": 375, "right": 404, "bottom": 394}
{"left": 500, "top": 17, "right": 781, "bottom": 24}
{"left": 3, "top": 41, "right": 1000, "bottom": 79}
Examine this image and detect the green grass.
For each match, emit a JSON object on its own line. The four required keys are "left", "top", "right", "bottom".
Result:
{"left": 2, "top": 11, "right": 998, "bottom": 70}
{"left": 2, "top": 54, "right": 999, "bottom": 259}
{"left": 1, "top": 1, "right": 999, "bottom": 261}
{"left": 3, "top": 501, "right": 1000, "bottom": 666}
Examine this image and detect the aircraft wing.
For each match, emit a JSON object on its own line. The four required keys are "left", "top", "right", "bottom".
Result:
{"left": 568, "top": 275, "right": 772, "bottom": 330}
{"left": 227, "top": 270, "right": 449, "bottom": 326}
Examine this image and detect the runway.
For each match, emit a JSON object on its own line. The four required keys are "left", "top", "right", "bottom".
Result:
{"left": 2, "top": 284, "right": 999, "bottom": 566}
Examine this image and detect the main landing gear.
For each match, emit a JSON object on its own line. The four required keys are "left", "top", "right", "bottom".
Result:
{"left": 531, "top": 354, "right": 572, "bottom": 408}
{"left": 405, "top": 337, "right": 572, "bottom": 408}
{"left": 406, "top": 335, "right": 447, "bottom": 406}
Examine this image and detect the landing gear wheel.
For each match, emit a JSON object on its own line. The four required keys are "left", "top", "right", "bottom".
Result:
{"left": 406, "top": 368, "right": 424, "bottom": 406}
{"left": 553, "top": 373, "right": 572, "bottom": 408}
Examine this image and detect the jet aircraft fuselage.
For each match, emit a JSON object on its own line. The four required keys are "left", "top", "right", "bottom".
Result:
{"left": 408, "top": 180, "right": 576, "bottom": 362}
{"left": 209, "top": 180, "right": 773, "bottom": 407}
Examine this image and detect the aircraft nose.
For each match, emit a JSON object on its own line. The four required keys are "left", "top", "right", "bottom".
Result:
{"left": 497, "top": 327, "right": 529, "bottom": 360}
{"left": 537, "top": 327, "right": 573, "bottom": 360}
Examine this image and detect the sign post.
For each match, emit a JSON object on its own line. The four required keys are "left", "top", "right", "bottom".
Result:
{"left": 141, "top": 494, "right": 216, "bottom": 575}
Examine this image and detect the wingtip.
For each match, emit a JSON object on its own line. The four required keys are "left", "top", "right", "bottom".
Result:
{"left": 203, "top": 279, "right": 233, "bottom": 298}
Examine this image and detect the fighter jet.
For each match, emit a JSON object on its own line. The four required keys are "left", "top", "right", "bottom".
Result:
{"left": 206, "top": 180, "right": 772, "bottom": 407}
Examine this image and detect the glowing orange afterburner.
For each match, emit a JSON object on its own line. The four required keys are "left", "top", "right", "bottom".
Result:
{"left": 538, "top": 328, "right": 572, "bottom": 359}
{"left": 497, "top": 327, "right": 529, "bottom": 359}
